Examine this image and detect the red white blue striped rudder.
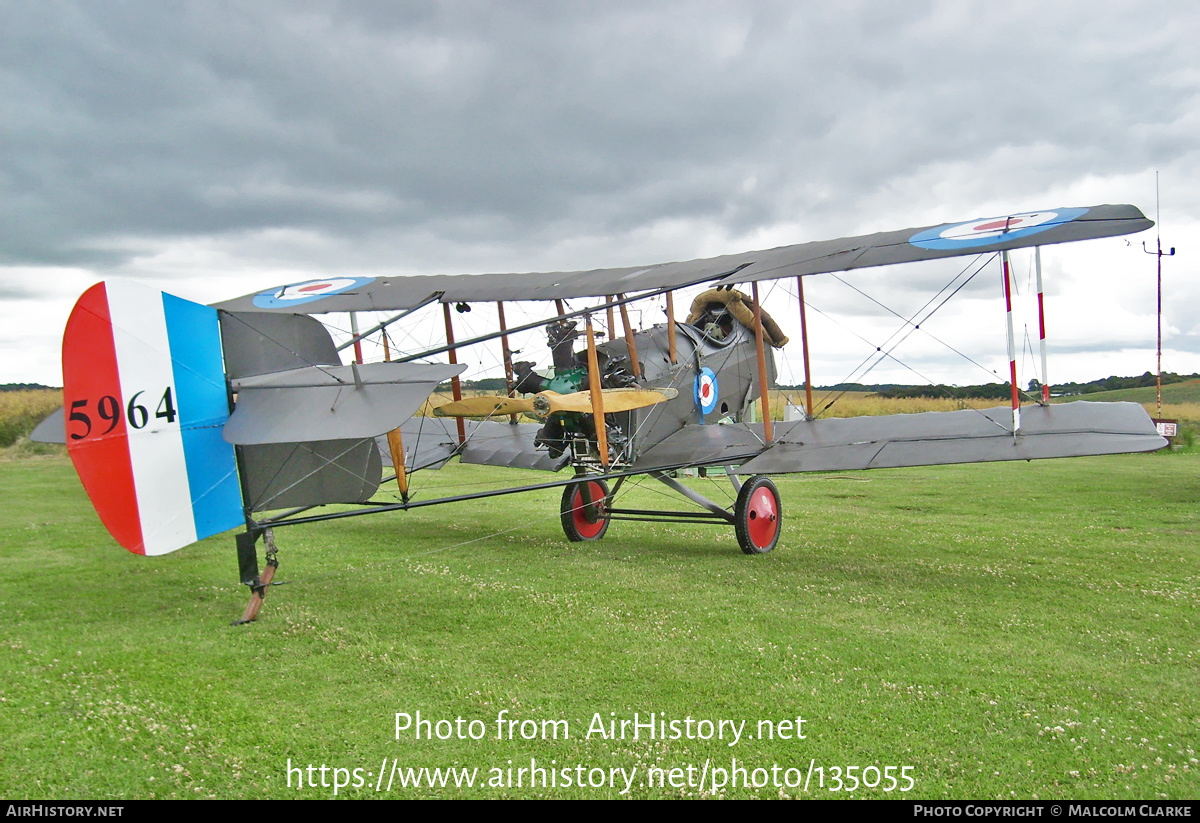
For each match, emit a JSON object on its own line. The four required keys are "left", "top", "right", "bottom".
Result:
{"left": 63, "top": 281, "right": 244, "bottom": 556}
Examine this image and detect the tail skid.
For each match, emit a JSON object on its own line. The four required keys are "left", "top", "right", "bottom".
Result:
{"left": 233, "top": 528, "right": 281, "bottom": 626}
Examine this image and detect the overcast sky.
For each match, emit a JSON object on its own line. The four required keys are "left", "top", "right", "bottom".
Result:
{"left": 3, "top": 0, "right": 1198, "bottom": 390}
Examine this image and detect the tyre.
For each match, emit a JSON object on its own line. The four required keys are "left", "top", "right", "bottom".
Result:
{"left": 561, "top": 478, "right": 610, "bottom": 542}
{"left": 734, "top": 475, "right": 781, "bottom": 554}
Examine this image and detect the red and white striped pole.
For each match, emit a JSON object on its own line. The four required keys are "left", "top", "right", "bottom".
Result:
{"left": 1035, "top": 247, "right": 1050, "bottom": 404}
{"left": 1001, "top": 250, "right": 1020, "bottom": 433}
{"left": 349, "top": 311, "right": 364, "bottom": 364}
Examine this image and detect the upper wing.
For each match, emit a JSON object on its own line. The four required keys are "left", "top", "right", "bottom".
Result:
{"left": 212, "top": 204, "right": 1151, "bottom": 314}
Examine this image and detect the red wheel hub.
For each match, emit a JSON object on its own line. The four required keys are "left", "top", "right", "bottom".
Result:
{"left": 745, "top": 486, "right": 778, "bottom": 549}
{"left": 571, "top": 482, "right": 607, "bottom": 539}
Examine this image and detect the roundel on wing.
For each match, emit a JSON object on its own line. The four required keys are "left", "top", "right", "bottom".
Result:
{"left": 695, "top": 367, "right": 719, "bottom": 416}
{"left": 252, "top": 276, "right": 376, "bottom": 309}
{"left": 908, "top": 207, "right": 1089, "bottom": 250}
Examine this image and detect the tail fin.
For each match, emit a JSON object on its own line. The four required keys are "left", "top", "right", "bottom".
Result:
{"left": 63, "top": 281, "right": 244, "bottom": 555}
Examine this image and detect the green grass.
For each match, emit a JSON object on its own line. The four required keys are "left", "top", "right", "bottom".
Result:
{"left": 1, "top": 456, "right": 1197, "bottom": 799}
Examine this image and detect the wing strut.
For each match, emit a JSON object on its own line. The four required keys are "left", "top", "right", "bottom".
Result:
{"left": 1001, "top": 250, "right": 1021, "bottom": 434}
{"left": 665, "top": 291, "right": 678, "bottom": 364}
{"left": 442, "top": 303, "right": 467, "bottom": 445}
{"left": 1035, "top": 247, "right": 1050, "bottom": 404}
{"left": 497, "top": 301, "right": 518, "bottom": 424}
{"left": 796, "top": 276, "right": 815, "bottom": 420}
{"left": 751, "top": 281, "right": 773, "bottom": 442}
{"left": 606, "top": 296, "right": 616, "bottom": 343}
{"left": 349, "top": 311, "right": 364, "bottom": 364}
{"left": 584, "top": 315, "right": 609, "bottom": 467}
{"left": 618, "top": 295, "right": 641, "bottom": 379}
{"left": 387, "top": 428, "right": 409, "bottom": 499}
{"left": 380, "top": 332, "right": 410, "bottom": 500}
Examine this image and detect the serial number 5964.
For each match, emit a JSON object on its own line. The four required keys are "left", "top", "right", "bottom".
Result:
{"left": 68, "top": 387, "right": 178, "bottom": 440}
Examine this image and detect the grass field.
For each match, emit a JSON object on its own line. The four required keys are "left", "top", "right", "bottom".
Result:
{"left": 1, "top": 452, "right": 1196, "bottom": 799}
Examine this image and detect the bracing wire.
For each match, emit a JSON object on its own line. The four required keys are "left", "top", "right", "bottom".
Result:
{"left": 810, "top": 254, "right": 1006, "bottom": 415}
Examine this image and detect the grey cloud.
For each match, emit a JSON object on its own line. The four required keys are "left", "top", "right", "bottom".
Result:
{"left": 0, "top": 281, "right": 41, "bottom": 301}
{"left": 3, "top": 1, "right": 1199, "bottom": 385}
{"left": 5, "top": 1, "right": 1197, "bottom": 271}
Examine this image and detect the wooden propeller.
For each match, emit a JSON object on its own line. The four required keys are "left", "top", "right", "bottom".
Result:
{"left": 433, "top": 387, "right": 678, "bottom": 419}
{"left": 432, "top": 395, "right": 535, "bottom": 418}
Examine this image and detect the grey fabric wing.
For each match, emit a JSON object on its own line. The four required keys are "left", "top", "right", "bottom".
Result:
{"left": 737, "top": 401, "right": 1165, "bottom": 474}
{"left": 30, "top": 407, "right": 66, "bottom": 444}
{"left": 718, "top": 204, "right": 1152, "bottom": 284}
{"left": 375, "top": 416, "right": 461, "bottom": 472}
{"left": 374, "top": 418, "right": 570, "bottom": 473}
{"left": 211, "top": 204, "right": 1151, "bottom": 313}
{"left": 459, "top": 421, "right": 572, "bottom": 472}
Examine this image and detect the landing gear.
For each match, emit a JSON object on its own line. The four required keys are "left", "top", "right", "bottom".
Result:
{"left": 558, "top": 471, "right": 780, "bottom": 554}
{"left": 734, "top": 475, "right": 780, "bottom": 554}
{"left": 560, "top": 478, "right": 610, "bottom": 542}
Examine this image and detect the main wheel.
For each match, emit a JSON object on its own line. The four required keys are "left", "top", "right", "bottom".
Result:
{"left": 734, "top": 475, "right": 781, "bottom": 554}
{"left": 561, "top": 478, "right": 610, "bottom": 542}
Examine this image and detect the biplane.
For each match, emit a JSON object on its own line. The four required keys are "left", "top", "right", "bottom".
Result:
{"left": 39, "top": 203, "right": 1167, "bottom": 622}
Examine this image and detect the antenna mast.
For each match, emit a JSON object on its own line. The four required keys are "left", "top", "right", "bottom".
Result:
{"left": 1142, "top": 172, "right": 1176, "bottom": 419}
